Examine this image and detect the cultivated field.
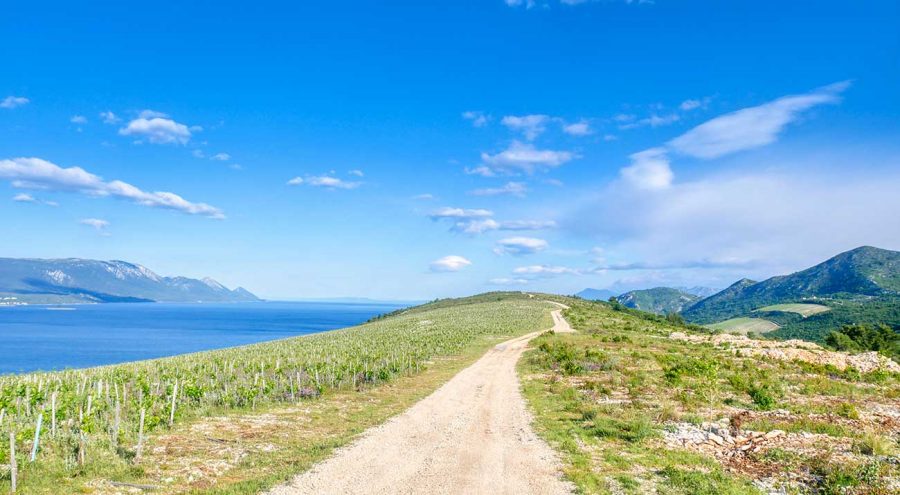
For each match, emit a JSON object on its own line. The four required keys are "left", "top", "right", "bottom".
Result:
{"left": 0, "top": 293, "right": 554, "bottom": 494}
{"left": 706, "top": 317, "right": 780, "bottom": 334}
{"left": 520, "top": 299, "right": 900, "bottom": 494}
{"left": 756, "top": 303, "right": 831, "bottom": 318}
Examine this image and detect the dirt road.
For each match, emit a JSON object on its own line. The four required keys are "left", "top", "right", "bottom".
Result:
{"left": 268, "top": 307, "right": 574, "bottom": 495}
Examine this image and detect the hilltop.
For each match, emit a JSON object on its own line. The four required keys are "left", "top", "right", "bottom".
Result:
{"left": 682, "top": 246, "right": 900, "bottom": 341}
{"left": 617, "top": 287, "right": 701, "bottom": 315}
{"left": 0, "top": 258, "right": 260, "bottom": 304}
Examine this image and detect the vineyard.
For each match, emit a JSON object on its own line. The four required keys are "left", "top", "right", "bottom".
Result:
{"left": 0, "top": 292, "right": 554, "bottom": 493}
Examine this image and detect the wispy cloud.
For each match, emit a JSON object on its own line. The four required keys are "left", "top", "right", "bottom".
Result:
{"left": 412, "top": 193, "right": 435, "bottom": 200}
{"left": 562, "top": 120, "right": 593, "bottom": 136}
{"left": 512, "top": 265, "right": 581, "bottom": 277}
{"left": 429, "top": 255, "right": 472, "bottom": 272}
{"left": 119, "top": 111, "right": 197, "bottom": 145}
{"left": 493, "top": 237, "right": 548, "bottom": 256}
{"left": 210, "top": 153, "right": 231, "bottom": 161}
{"left": 429, "top": 207, "right": 494, "bottom": 220}
{"left": 469, "top": 181, "right": 528, "bottom": 197}
{"left": 669, "top": 81, "right": 850, "bottom": 159}
{"left": 462, "top": 110, "right": 490, "bottom": 127}
{"left": 488, "top": 277, "right": 529, "bottom": 286}
{"left": 287, "top": 175, "right": 362, "bottom": 190}
{"left": 474, "top": 141, "right": 576, "bottom": 176}
{"left": 99, "top": 111, "right": 121, "bottom": 124}
{"left": 619, "top": 113, "right": 680, "bottom": 130}
{"left": 501, "top": 114, "right": 550, "bottom": 140}
{"left": 620, "top": 148, "right": 674, "bottom": 190}
{"left": 617, "top": 82, "right": 851, "bottom": 191}
{"left": 79, "top": 218, "right": 110, "bottom": 231}
{"left": 679, "top": 97, "right": 712, "bottom": 111}
{"left": 348, "top": 169, "right": 365, "bottom": 177}
{"left": 429, "top": 207, "right": 554, "bottom": 235}
{"left": 12, "top": 192, "right": 58, "bottom": 206}
{"left": 1, "top": 96, "right": 29, "bottom": 109}
{"left": 0, "top": 157, "right": 224, "bottom": 218}
{"left": 70, "top": 115, "right": 88, "bottom": 124}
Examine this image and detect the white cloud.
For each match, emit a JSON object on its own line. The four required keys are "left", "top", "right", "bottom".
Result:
{"left": 669, "top": 81, "right": 850, "bottom": 159}
{"left": 1, "top": 96, "right": 29, "bottom": 109}
{"left": 430, "top": 255, "right": 472, "bottom": 272}
{"left": 429, "top": 207, "right": 494, "bottom": 220}
{"left": 119, "top": 112, "right": 196, "bottom": 145}
{"left": 488, "top": 277, "right": 530, "bottom": 286}
{"left": 494, "top": 237, "right": 549, "bottom": 256}
{"left": 512, "top": 265, "right": 581, "bottom": 277}
{"left": 413, "top": 193, "right": 434, "bottom": 200}
{"left": 567, "top": 162, "right": 900, "bottom": 283}
{"left": 192, "top": 149, "right": 206, "bottom": 158}
{"left": 287, "top": 175, "right": 362, "bottom": 190}
{"left": 619, "top": 147, "right": 674, "bottom": 190}
{"left": 79, "top": 218, "right": 109, "bottom": 230}
{"left": 501, "top": 114, "right": 550, "bottom": 140}
{"left": 562, "top": 120, "right": 593, "bottom": 136}
{"left": 478, "top": 141, "right": 576, "bottom": 175}
{"left": 462, "top": 111, "right": 490, "bottom": 127}
{"left": 70, "top": 115, "right": 88, "bottom": 124}
{"left": 348, "top": 169, "right": 364, "bottom": 177}
{"left": 0, "top": 157, "right": 224, "bottom": 218}
{"left": 99, "top": 111, "right": 121, "bottom": 124}
{"left": 210, "top": 153, "right": 231, "bottom": 161}
{"left": 470, "top": 181, "right": 528, "bottom": 197}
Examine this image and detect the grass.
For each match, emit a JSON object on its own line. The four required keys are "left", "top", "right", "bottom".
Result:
{"left": 0, "top": 292, "right": 554, "bottom": 494}
{"left": 756, "top": 303, "right": 831, "bottom": 318}
{"left": 705, "top": 317, "right": 779, "bottom": 334}
{"left": 519, "top": 298, "right": 900, "bottom": 494}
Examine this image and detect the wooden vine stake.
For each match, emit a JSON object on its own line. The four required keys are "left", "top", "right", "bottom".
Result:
{"left": 9, "top": 430, "right": 16, "bottom": 493}
{"left": 168, "top": 379, "right": 178, "bottom": 428}
{"left": 30, "top": 413, "right": 43, "bottom": 461}
{"left": 135, "top": 408, "right": 146, "bottom": 464}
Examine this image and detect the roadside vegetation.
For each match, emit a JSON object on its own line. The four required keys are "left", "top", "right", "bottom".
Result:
{"left": 520, "top": 298, "right": 900, "bottom": 494}
{"left": 0, "top": 292, "right": 554, "bottom": 494}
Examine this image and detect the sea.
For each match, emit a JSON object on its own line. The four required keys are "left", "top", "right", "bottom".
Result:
{"left": 0, "top": 301, "right": 404, "bottom": 374}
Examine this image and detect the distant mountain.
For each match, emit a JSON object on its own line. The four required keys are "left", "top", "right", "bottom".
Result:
{"left": 683, "top": 246, "right": 900, "bottom": 324}
{"left": 681, "top": 246, "right": 900, "bottom": 342}
{"left": 0, "top": 258, "right": 260, "bottom": 304}
{"left": 575, "top": 288, "right": 617, "bottom": 301}
{"left": 617, "top": 287, "right": 701, "bottom": 315}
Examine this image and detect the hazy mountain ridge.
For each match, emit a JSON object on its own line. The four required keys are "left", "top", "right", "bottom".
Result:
{"left": 0, "top": 258, "right": 260, "bottom": 304}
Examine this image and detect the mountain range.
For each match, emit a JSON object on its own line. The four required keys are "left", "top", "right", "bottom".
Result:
{"left": 577, "top": 246, "right": 900, "bottom": 342}
{"left": 0, "top": 258, "right": 260, "bottom": 304}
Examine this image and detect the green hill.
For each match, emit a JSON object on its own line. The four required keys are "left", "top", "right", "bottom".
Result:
{"left": 682, "top": 246, "right": 900, "bottom": 341}
{"left": 617, "top": 287, "right": 700, "bottom": 315}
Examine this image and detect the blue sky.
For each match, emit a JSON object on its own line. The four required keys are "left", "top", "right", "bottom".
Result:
{"left": 2, "top": 1, "right": 899, "bottom": 300}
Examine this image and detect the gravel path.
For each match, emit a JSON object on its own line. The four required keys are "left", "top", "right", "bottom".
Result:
{"left": 267, "top": 306, "right": 574, "bottom": 495}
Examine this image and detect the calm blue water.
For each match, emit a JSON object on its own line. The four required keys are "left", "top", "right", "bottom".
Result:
{"left": 0, "top": 302, "right": 403, "bottom": 374}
